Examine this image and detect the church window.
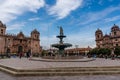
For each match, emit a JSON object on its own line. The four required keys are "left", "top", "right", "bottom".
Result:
{"left": 1, "top": 29, "right": 3, "bottom": 34}
{"left": 35, "top": 35, "right": 36, "bottom": 38}
{"left": 114, "top": 32, "right": 116, "bottom": 35}
{"left": 97, "top": 35, "right": 99, "bottom": 38}
{"left": 116, "top": 44, "right": 118, "bottom": 46}
{"left": 20, "top": 40, "right": 22, "bottom": 43}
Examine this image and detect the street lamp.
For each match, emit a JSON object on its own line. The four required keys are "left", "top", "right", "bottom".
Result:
{"left": 75, "top": 45, "right": 78, "bottom": 56}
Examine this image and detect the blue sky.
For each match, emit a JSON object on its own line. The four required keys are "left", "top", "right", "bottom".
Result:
{"left": 0, "top": 0, "right": 120, "bottom": 49}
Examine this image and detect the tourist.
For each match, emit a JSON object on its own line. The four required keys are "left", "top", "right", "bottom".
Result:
{"left": 105, "top": 55, "right": 108, "bottom": 59}
{"left": 19, "top": 52, "right": 23, "bottom": 59}
{"left": 111, "top": 54, "right": 115, "bottom": 60}
{"left": 26, "top": 51, "right": 30, "bottom": 58}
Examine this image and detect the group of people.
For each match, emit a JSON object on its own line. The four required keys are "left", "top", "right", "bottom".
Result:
{"left": 19, "top": 51, "right": 31, "bottom": 59}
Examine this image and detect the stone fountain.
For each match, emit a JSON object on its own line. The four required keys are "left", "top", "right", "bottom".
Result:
{"left": 51, "top": 26, "right": 72, "bottom": 56}
{"left": 30, "top": 26, "right": 95, "bottom": 61}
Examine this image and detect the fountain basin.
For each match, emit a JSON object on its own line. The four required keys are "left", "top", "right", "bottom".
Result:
{"left": 30, "top": 57, "right": 95, "bottom": 62}
{"left": 52, "top": 43, "right": 72, "bottom": 48}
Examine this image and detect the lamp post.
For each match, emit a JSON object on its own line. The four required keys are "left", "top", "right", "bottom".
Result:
{"left": 75, "top": 45, "right": 78, "bottom": 56}
{"left": 111, "top": 47, "right": 115, "bottom": 60}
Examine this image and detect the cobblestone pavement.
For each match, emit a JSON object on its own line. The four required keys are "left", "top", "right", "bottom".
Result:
{"left": 0, "top": 72, "right": 120, "bottom": 80}
{"left": 0, "top": 58, "right": 120, "bottom": 69}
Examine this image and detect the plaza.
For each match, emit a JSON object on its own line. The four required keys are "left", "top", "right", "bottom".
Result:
{"left": 0, "top": 57, "right": 120, "bottom": 75}
{"left": 0, "top": 0, "right": 120, "bottom": 80}
{"left": 0, "top": 57, "right": 120, "bottom": 80}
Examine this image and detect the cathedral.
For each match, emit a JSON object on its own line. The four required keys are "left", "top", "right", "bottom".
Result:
{"left": 95, "top": 24, "right": 120, "bottom": 49}
{"left": 0, "top": 21, "right": 41, "bottom": 55}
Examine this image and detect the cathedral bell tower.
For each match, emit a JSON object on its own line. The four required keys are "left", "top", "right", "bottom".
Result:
{"left": 31, "top": 29, "right": 40, "bottom": 40}
{"left": 95, "top": 28, "right": 103, "bottom": 48}
{"left": 111, "top": 24, "right": 120, "bottom": 37}
{"left": 0, "top": 21, "right": 6, "bottom": 35}
{"left": 95, "top": 28, "right": 103, "bottom": 41}
{"left": 30, "top": 29, "right": 40, "bottom": 54}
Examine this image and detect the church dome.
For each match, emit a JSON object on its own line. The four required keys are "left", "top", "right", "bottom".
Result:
{"left": 17, "top": 31, "right": 24, "bottom": 38}
{"left": 0, "top": 21, "right": 6, "bottom": 28}
{"left": 111, "top": 24, "right": 119, "bottom": 31}
{"left": 104, "top": 34, "right": 110, "bottom": 38}
{"left": 31, "top": 29, "right": 40, "bottom": 34}
{"left": 95, "top": 28, "right": 102, "bottom": 34}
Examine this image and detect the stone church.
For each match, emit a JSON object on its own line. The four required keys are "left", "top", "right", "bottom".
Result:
{"left": 95, "top": 24, "right": 120, "bottom": 49}
{"left": 0, "top": 21, "right": 41, "bottom": 55}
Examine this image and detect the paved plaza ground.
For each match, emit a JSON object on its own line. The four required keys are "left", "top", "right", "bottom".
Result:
{"left": 0, "top": 57, "right": 120, "bottom": 80}
{"left": 0, "top": 57, "right": 120, "bottom": 69}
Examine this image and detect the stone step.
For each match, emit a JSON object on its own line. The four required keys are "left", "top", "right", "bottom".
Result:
{"left": 10, "top": 71, "right": 120, "bottom": 76}
{"left": 0, "top": 64, "right": 120, "bottom": 72}
{"left": 0, "top": 66, "right": 17, "bottom": 75}
{"left": 0, "top": 64, "right": 120, "bottom": 76}
{"left": 14, "top": 68, "right": 120, "bottom": 72}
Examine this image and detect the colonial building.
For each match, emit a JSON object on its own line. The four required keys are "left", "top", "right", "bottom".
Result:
{"left": 95, "top": 24, "right": 120, "bottom": 49}
{"left": 47, "top": 47, "right": 92, "bottom": 56}
{"left": 65, "top": 47, "right": 92, "bottom": 56}
{"left": 0, "top": 21, "right": 41, "bottom": 55}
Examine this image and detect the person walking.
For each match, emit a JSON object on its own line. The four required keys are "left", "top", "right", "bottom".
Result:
{"left": 19, "top": 52, "right": 23, "bottom": 59}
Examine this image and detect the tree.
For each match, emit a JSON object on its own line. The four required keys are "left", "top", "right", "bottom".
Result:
{"left": 88, "top": 48, "right": 98, "bottom": 57}
{"left": 41, "top": 50, "right": 48, "bottom": 56}
{"left": 114, "top": 46, "right": 120, "bottom": 56}
{"left": 98, "top": 48, "right": 111, "bottom": 56}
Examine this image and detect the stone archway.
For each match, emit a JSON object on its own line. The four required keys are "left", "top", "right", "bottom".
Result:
{"left": 18, "top": 46, "right": 23, "bottom": 53}
{"left": 6, "top": 48, "right": 10, "bottom": 57}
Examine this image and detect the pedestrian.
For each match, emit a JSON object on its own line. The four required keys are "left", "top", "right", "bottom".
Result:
{"left": 19, "top": 52, "right": 22, "bottom": 59}
{"left": 26, "top": 51, "right": 31, "bottom": 58}
{"left": 111, "top": 54, "right": 115, "bottom": 60}
{"left": 105, "top": 55, "right": 108, "bottom": 59}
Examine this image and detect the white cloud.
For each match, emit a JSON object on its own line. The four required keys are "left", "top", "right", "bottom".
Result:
{"left": 28, "top": 17, "right": 40, "bottom": 21}
{"left": 81, "top": 6, "right": 120, "bottom": 25}
{"left": 66, "top": 32, "right": 95, "bottom": 48}
{"left": 48, "top": 0, "right": 83, "bottom": 19}
{"left": 104, "top": 15, "right": 120, "bottom": 22}
{"left": 41, "top": 35, "right": 58, "bottom": 49}
{"left": 0, "top": 0, "right": 45, "bottom": 23}
{"left": 7, "top": 22, "right": 26, "bottom": 31}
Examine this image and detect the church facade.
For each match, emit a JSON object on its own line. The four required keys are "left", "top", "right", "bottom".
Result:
{"left": 95, "top": 24, "right": 120, "bottom": 49}
{"left": 0, "top": 21, "right": 41, "bottom": 55}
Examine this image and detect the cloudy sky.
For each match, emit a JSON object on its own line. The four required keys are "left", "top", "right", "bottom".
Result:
{"left": 0, "top": 0, "right": 120, "bottom": 49}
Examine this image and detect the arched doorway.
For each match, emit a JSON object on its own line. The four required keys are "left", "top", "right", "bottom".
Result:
{"left": 18, "top": 46, "right": 23, "bottom": 53}
{"left": 6, "top": 48, "right": 10, "bottom": 57}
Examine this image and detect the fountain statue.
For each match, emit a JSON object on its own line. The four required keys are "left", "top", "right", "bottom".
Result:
{"left": 52, "top": 26, "right": 72, "bottom": 56}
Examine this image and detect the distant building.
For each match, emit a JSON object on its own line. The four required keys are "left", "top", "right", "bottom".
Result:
{"left": 46, "top": 47, "right": 92, "bottom": 56}
{"left": 65, "top": 47, "right": 92, "bottom": 55}
{"left": 95, "top": 24, "right": 120, "bottom": 49}
{"left": 0, "top": 21, "right": 41, "bottom": 55}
